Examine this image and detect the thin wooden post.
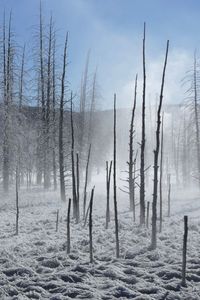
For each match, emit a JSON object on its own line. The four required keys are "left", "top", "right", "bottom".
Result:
{"left": 83, "top": 145, "right": 91, "bottom": 219}
{"left": 151, "top": 39, "right": 169, "bottom": 250}
{"left": 16, "top": 168, "right": 19, "bottom": 236}
{"left": 159, "top": 113, "right": 164, "bottom": 233}
{"left": 106, "top": 160, "right": 112, "bottom": 229}
{"left": 56, "top": 209, "right": 59, "bottom": 232}
{"left": 113, "top": 94, "right": 120, "bottom": 258}
{"left": 167, "top": 174, "right": 171, "bottom": 217}
{"left": 76, "top": 153, "right": 80, "bottom": 221}
{"left": 146, "top": 201, "right": 150, "bottom": 228}
{"left": 181, "top": 215, "right": 188, "bottom": 287}
{"left": 67, "top": 198, "right": 71, "bottom": 254}
{"left": 89, "top": 187, "right": 95, "bottom": 263}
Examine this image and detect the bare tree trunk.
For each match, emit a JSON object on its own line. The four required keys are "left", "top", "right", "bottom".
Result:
{"left": 16, "top": 168, "right": 19, "bottom": 235}
{"left": 44, "top": 15, "right": 53, "bottom": 189}
{"left": 3, "top": 12, "right": 12, "bottom": 193}
{"left": 167, "top": 174, "right": 171, "bottom": 217}
{"left": 181, "top": 215, "right": 188, "bottom": 287}
{"left": 67, "top": 198, "right": 71, "bottom": 254}
{"left": 89, "top": 187, "right": 95, "bottom": 263}
{"left": 70, "top": 92, "right": 78, "bottom": 221}
{"left": 132, "top": 153, "right": 137, "bottom": 222}
{"left": 52, "top": 38, "right": 57, "bottom": 191}
{"left": 106, "top": 160, "right": 112, "bottom": 229}
{"left": 56, "top": 209, "right": 59, "bottom": 232}
{"left": 128, "top": 74, "right": 137, "bottom": 211}
{"left": 19, "top": 44, "right": 25, "bottom": 111}
{"left": 151, "top": 40, "right": 169, "bottom": 250}
{"left": 39, "top": 1, "right": 46, "bottom": 186}
{"left": 18, "top": 45, "right": 26, "bottom": 187}
{"left": 83, "top": 144, "right": 91, "bottom": 219}
{"left": 59, "top": 33, "right": 68, "bottom": 202}
{"left": 79, "top": 51, "right": 90, "bottom": 166}
{"left": 193, "top": 52, "right": 200, "bottom": 188}
{"left": 159, "top": 113, "right": 164, "bottom": 233}
{"left": 88, "top": 69, "right": 97, "bottom": 145}
{"left": 146, "top": 201, "right": 150, "bottom": 228}
{"left": 113, "top": 94, "right": 120, "bottom": 258}
{"left": 76, "top": 153, "right": 80, "bottom": 221}
{"left": 140, "top": 23, "right": 146, "bottom": 225}
{"left": 182, "top": 112, "right": 188, "bottom": 187}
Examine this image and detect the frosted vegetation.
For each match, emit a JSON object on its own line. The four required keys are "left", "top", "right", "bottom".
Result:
{"left": 0, "top": 3, "right": 199, "bottom": 300}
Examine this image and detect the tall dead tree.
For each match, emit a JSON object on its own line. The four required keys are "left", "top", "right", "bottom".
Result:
{"left": 113, "top": 94, "right": 120, "bottom": 258}
{"left": 89, "top": 187, "right": 95, "bottom": 263}
{"left": 88, "top": 69, "right": 97, "bottom": 146}
{"left": 83, "top": 144, "right": 91, "bottom": 219}
{"left": 15, "top": 167, "right": 19, "bottom": 235}
{"left": 128, "top": 74, "right": 137, "bottom": 212}
{"left": 193, "top": 52, "right": 200, "bottom": 187}
{"left": 106, "top": 160, "right": 112, "bottom": 229}
{"left": 181, "top": 215, "right": 188, "bottom": 287}
{"left": 59, "top": 33, "right": 68, "bottom": 202}
{"left": 67, "top": 198, "right": 71, "bottom": 254}
{"left": 19, "top": 44, "right": 25, "bottom": 111}
{"left": 151, "top": 40, "right": 169, "bottom": 250}
{"left": 76, "top": 153, "right": 80, "bottom": 221}
{"left": 167, "top": 174, "right": 171, "bottom": 217}
{"left": 44, "top": 15, "right": 53, "bottom": 189}
{"left": 3, "top": 12, "right": 12, "bottom": 193}
{"left": 18, "top": 44, "right": 26, "bottom": 186}
{"left": 159, "top": 113, "right": 164, "bottom": 233}
{"left": 52, "top": 38, "right": 57, "bottom": 191}
{"left": 140, "top": 23, "right": 146, "bottom": 225}
{"left": 39, "top": 1, "right": 46, "bottom": 186}
{"left": 79, "top": 51, "right": 90, "bottom": 165}
{"left": 56, "top": 209, "right": 59, "bottom": 232}
{"left": 70, "top": 92, "right": 78, "bottom": 221}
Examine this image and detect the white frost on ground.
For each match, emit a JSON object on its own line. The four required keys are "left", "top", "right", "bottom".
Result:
{"left": 0, "top": 183, "right": 200, "bottom": 299}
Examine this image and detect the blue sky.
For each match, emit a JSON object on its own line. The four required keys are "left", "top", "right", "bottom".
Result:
{"left": 0, "top": 0, "right": 199, "bottom": 108}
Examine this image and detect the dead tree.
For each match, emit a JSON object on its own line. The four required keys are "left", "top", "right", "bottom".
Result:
{"left": 79, "top": 51, "right": 90, "bottom": 166}
{"left": 59, "top": 33, "right": 68, "bottom": 201}
{"left": 151, "top": 40, "right": 169, "bottom": 250}
{"left": 84, "top": 186, "right": 95, "bottom": 227}
{"left": 3, "top": 12, "right": 12, "bottom": 193}
{"left": 106, "top": 161, "right": 112, "bottom": 229}
{"left": 89, "top": 187, "right": 95, "bottom": 263}
{"left": 132, "top": 153, "right": 138, "bottom": 222}
{"left": 44, "top": 15, "right": 53, "bottom": 189}
{"left": 193, "top": 52, "right": 200, "bottom": 187}
{"left": 140, "top": 23, "right": 146, "bottom": 225}
{"left": 19, "top": 44, "right": 25, "bottom": 111}
{"left": 70, "top": 92, "right": 78, "bottom": 221}
{"left": 52, "top": 38, "right": 57, "bottom": 191}
{"left": 83, "top": 144, "right": 91, "bottom": 219}
{"left": 67, "top": 198, "right": 71, "bottom": 254}
{"left": 181, "top": 215, "right": 188, "bottom": 287}
{"left": 16, "top": 168, "right": 19, "bottom": 235}
{"left": 39, "top": 1, "right": 46, "bottom": 186}
{"left": 113, "top": 94, "right": 120, "bottom": 258}
{"left": 128, "top": 74, "right": 137, "bottom": 212}
{"left": 56, "top": 209, "right": 59, "bottom": 232}
{"left": 167, "top": 174, "right": 171, "bottom": 217}
{"left": 76, "top": 153, "right": 80, "bottom": 221}
{"left": 146, "top": 201, "right": 150, "bottom": 228}
{"left": 159, "top": 113, "right": 164, "bottom": 233}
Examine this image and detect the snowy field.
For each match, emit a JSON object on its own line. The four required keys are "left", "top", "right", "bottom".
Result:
{"left": 0, "top": 182, "right": 200, "bottom": 300}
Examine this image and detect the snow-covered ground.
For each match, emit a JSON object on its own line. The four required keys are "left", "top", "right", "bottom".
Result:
{"left": 0, "top": 183, "right": 200, "bottom": 299}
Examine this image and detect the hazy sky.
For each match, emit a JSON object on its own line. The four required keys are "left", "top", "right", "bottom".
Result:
{"left": 1, "top": 0, "right": 199, "bottom": 108}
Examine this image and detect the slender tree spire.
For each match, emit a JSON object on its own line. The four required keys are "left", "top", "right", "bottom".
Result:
{"left": 151, "top": 40, "right": 169, "bottom": 250}
{"left": 140, "top": 22, "right": 146, "bottom": 225}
